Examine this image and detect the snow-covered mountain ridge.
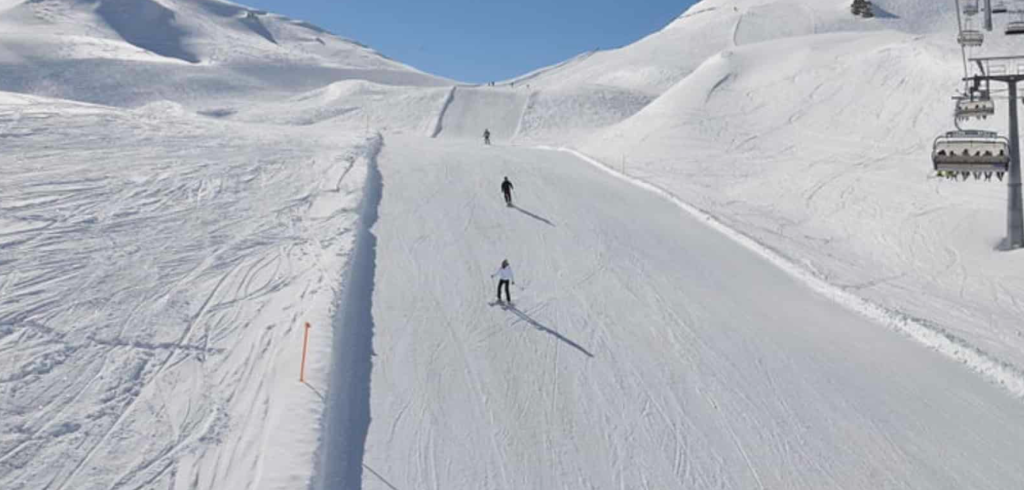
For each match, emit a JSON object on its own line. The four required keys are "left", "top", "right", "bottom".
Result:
{"left": 0, "top": 0, "right": 449, "bottom": 107}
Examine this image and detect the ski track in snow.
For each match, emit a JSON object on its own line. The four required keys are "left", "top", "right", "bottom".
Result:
{"left": 0, "top": 98, "right": 378, "bottom": 490}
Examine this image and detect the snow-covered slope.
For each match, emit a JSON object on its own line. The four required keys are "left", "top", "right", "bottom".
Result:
{"left": 434, "top": 86, "right": 530, "bottom": 142}
{"left": 433, "top": 0, "right": 955, "bottom": 144}
{"left": 354, "top": 3, "right": 1024, "bottom": 485}
{"left": 7, "top": 0, "right": 1024, "bottom": 489}
{"left": 0, "top": 91, "right": 380, "bottom": 490}
{"left": 576, "top": 0, "right": 1024, "bottom": 376}
{"left": 413, "top": 0, "right": 963, "bottom": 145}
{"left": 0, "top": 0, "right": 450, "bottom": 108}
{"left": 356, "top": 135, "right": 1024, "bottom": 490}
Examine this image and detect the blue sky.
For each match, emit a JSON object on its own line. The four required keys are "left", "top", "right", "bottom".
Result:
{"left": 240, "top": 0, "right": 698, "bottom": 83}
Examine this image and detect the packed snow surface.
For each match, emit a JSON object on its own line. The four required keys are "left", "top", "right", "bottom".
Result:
{"left": 358, "top": 136, "right": 1024, "bottom": 489}
{"left": 4, "top": 0, "right": 1024, "bottom": 488}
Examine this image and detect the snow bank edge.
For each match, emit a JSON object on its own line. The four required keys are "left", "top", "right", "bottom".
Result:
{"left": 313, "top": 133, "right": 384, "bottom": 490}
{"left": 544, "top": 146, "right": 1024, "bottom": 401}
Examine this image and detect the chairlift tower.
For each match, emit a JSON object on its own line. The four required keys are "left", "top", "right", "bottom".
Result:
{"left": 985, "top": 0, "right": 993, "bottom": 31}
{"left": 969, "top": 56, "right": 1024, "bottom": 248}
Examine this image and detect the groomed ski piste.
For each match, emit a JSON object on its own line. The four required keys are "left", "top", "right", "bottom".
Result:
{"left": 4, "top": 0, "right": 1024, "bottom": 489}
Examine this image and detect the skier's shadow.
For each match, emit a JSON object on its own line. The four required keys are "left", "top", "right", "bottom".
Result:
{"left": 510, "top": 204, "right": 555, "bottom": 227}
{"left": 497, "top": 304, "right": 594, "bottom": 358}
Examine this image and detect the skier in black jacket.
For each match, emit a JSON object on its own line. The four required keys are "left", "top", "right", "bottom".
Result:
{"left": 501, "top": 177, "right": 514, "bottom": 207}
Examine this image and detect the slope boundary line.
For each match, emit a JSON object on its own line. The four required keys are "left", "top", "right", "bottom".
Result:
{"left": 542, "top": 146, "right": 1024, "bottom": 402}
{"left": 429, "top": 87, "right": 456, "bottom": 138}
{"left": 512, "top": 91, "right": 537, "bottom": 142}
{"left": 315, "top": 134, "right": 385, "bottom": 490}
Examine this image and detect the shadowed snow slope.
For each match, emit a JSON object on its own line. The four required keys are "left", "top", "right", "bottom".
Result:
{"left": 94, "top": 0, "right": 202, "bottom": 63}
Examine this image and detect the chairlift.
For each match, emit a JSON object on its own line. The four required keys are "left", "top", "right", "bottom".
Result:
{"left": 964, "top": 0, "right": 980, "bottom": 15}
{"left": 955, "top": 97, "right": 995, "bottom": 120}
{"left": 932, "top": 130, "right": 1010, "bottom": 173}
{"left": 955, "top": 79, "right": 995, "bottom": 120}
{"left": 1007, "top": 11, "right": 1024, "bottom": 35}
{"left": 958, "top": 29, "right": 985, "bottom": 46}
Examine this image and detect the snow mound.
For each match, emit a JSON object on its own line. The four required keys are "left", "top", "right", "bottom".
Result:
{"left": 88, "top": 0, "right": 201, "bottom": 63}
{"left": 134, "top": 99, "right": 191, "bottom": 117}
{"left": 230, "top": 80, "right": 452, "bottom": 134}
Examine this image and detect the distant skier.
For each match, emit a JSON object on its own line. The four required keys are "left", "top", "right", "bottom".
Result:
{"left": 484, "top": 129, "right": 491, "bottom": 145}
{"left": 491, "top": 259, "right": 515, "bottom": 304}
{"left": 501, "top": 176, "right": 514, "bottom": 207}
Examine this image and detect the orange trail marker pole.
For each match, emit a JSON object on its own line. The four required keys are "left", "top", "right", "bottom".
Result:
{"left": 300, "top": 322, "right": 311, "bottom": 383}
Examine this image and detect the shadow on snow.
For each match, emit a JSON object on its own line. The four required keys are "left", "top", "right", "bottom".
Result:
{"left": 490, "top": 301, "right": 594, "bottom": 358}
{"left": 511, "top": 204, "right": 555, "bottom": 227}
{"left": 317, "top": 142, "right": 382, "bottom": 490}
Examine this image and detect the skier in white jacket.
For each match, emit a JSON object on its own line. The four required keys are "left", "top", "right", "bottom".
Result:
{"left": 491, "top": 259, "right": 515, "bottom": 303}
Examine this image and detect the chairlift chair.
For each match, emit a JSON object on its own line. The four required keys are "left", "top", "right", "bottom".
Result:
{"left": 994, "top": 1, "right": 1009, "bottom": 13}
{"left": 1007, "top": 10, "right": 1024, "bottom": 34}
{"left": 958, "top": 29, "right": 985, "bottom": 46}
{"left": 964, "top": 0, "right": 980, "bottom": 15}
{"left": 932, "top": 130, "right": 1010, "bottom": 173}
{"left": 955, "top": 97, "right": 995, "bottom": 120}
